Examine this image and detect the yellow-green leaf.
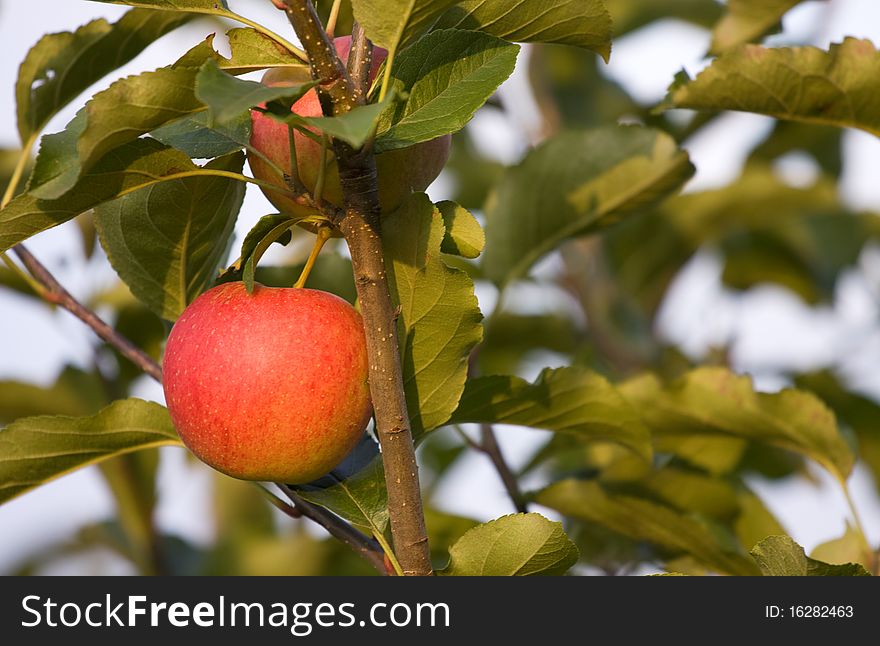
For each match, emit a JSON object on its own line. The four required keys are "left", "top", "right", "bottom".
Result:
{"left": 661, "top": 38, "right": 880, "bottom": 138}
{"left": 437, "top": 513, "right": 579, "bottom": 576}
{"left": 0, "top": 399, "right": 181, "bottom": 505}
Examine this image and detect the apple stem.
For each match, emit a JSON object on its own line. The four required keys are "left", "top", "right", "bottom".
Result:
{"left": 313, "top": 133, "right": 331, "bottom": 204}
{"left": 286, "top": 124, "right": 306, "bottom": 195}
{"left": 325, "top": 0, "right": 343, "bottom": 37}
{"left": 294, "top": 226, "right": 332, "bottom": 288}
{"left": 378, "top": 48, "right": 396, "bottom": 103}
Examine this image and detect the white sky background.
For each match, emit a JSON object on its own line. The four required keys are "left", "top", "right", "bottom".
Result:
{"left": 1, "top": 0, "right": 880, "bottom": 573}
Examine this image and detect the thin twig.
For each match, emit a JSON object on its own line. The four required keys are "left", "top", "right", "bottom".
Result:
{"left": 466, "top": 350, "right": 527, "bottom": 513}
{"left": 277, "top": 2, "right": 433, "bottom": 576}
{"left": 479, "top": 423, "right": 528, "bottom": 513}
{"left": 276, "top": 484, "right": 388, "bottom": 574}
{"left": 12, "top": 245, "right": 164, "bottom": 383}
{"left": 325, "top": 0, "right": 343, "bottom": 37}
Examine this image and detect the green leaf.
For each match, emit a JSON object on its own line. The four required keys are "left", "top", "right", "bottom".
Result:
{"left": 654, "top": 435, "right": 748, "bottom": 476}
{"left": 195, "top": 59, "right": 316, "bottom": 124}
{"left": 660, "top": 38, "right": 880, "bottom": 138}
{"left": 292, "top": 436, "right": 388, "bottom": 537}
{"left": 434, "top": 0, "right": 612, "bottom": 61}
{"left": 449, "top": 367, "right": 652, "bottom": 462}
{"left": 483, "top": 126, "right": 694, "bottom": 286}
{"left": 750, "top": 536, "right": 871, "bottom": 576}
{"left": 620, "top": 367, "right": 855, "bottom": 482}
{"left": 537, "top": 479, "right": 761, "bottom": 576}
{"left": 436, "top": 201, "right": 483, "bottom": 258}
{"left": 796, "top": 371, "right": 880, "bottom": 495}
{"left": 375, "top": 30, "right": 519, "bottom": 152}
{"left": 225, "top": 28, "right": 307, "bottom": 74}
{"left": 93, "top": 152, "right": 246, "bottom": 320}
{"left": 238, "top": 255, "right": 357, "bottom": 305}
{"left": 16, "top": 8, "right": 190, "bottom": 143}
{"left": 29, "top": 66, "right": 206, "bottom": 199}
{"left": 0, "top": 138, "right": 213, "bottom": 253}
{"left": 711, "top": 0, "right": 807, "bottom": 54}
{"left": 382, "top": 194, "right": 483, "bottom": 438}
{"left": 437, "top": 513, "right": 579, "bottom": 576}
{"left": 351, "top": 0, "right": 459, "bottom": 54}
{"left": 811, "top": 525, "right": 869, "bottom": 569}
{"left": 266, "top": 90, "right": 398, "bottom": 149}
{"left": 88, "top": 0, "right": 229, "bottom": 11}
{"left": 238, "top": 214, "right": 302, "bottom": 293}
{"left": 0, "top": 399, "right": 181, "bottom": 505}
{"left": 639, "top": 467, "right": 740, "bottom": 522}
{"left": 174, "top": 31, "right": 307, "bottom": 76}
{"left": 150, "top": 110, "right": 251, "bottom": 159}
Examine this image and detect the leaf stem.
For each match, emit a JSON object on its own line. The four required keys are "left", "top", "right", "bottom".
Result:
{"left": 378, "top": 47, "right": 396, "bottom": 103}
{"left": 841, "top": 480, "right": 875, "bottom": 570}
{"left": 373, "top": 531, "right": 404, "bottom": 576}
{"left": 313, "top": 134, "right": 331, "bottom": 203}
{"left": 1, "top": 134, "right": 36, "bottom": 208}
{"left": 293, "top": 225, "right": 331, "bottom": 288}
{"left": 286, "top": 124, "right": 305, "bottom": 194}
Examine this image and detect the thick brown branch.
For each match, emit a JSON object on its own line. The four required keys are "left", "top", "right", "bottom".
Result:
{"left": 278, "top": 484, "right": 387, "bottom": 574}
{"left": 12, "top": 244, "right": 163, "bottom": 383}
{"left": 279, "top": 2, "right": 432, "bottom": 575}
{"left": 278, "top": 0, "right": 358, "bottom": 113}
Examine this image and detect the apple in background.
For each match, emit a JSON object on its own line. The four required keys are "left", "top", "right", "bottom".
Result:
{"left": 249, "top": 36, "right": 451, "bottom": 218}
{"left": 162, "top": 282, "right": 372, "bottom": 483}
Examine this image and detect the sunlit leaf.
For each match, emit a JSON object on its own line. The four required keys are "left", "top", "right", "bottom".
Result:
{"left": 660, "top": 38, "right": 880, "bottom": 138}
{"left": 434, "top": 0, "right": 612, "bottom": 61}
{"left": 538, "top": 479, "right": 760, "bottom": 575}
{"left": 16, "top": 8, "right": 189, "bottom": 142}
{"left": 483, "top": 126, "right": 694, "bottom": 285}
{"left": 437, "top": 513, "right": 579, "bottom": 576}
{"left": 620, "top": 367, "right": 855, "bottom": 482}
{"left": 0, "top": 139, "right": 216, "bottom": 253}
{"left": 750, "top": 535, "right": 870, "bottom": 576}
{"left": 383, "top": 194, "right": 483, "bottom": 438}
{"left": 711, "top": 0, "right": 809, "bottom": 54}
{"left": 450, "top": 367, "right": 652, "bottom": 461}
{"left": 0, "top": 399, "right": 181, "bottom": 505}
{"left": 351, "top": 0, "right": 458, "bottom": 54}
{"left": 376, "top": 30, "right": 518, "bottom": 152}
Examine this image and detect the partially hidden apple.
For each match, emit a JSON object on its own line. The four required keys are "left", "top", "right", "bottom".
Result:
{"left": 249, "top": 36, "right": 451, "bottom": 219}
{"left": 162, "top": 282, "right": 372, "bottom": 483}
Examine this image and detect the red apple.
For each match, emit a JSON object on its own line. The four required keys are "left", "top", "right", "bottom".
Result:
{"left": 162, "top": 282, "right": 371, "bottom": 483}
{"left": 248, "top": 36, "right": 451, "bottom": 219}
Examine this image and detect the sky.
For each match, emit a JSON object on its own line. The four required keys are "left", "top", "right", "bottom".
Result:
{"left": 1, "top": 0, "right": 880, "bottom": 574}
